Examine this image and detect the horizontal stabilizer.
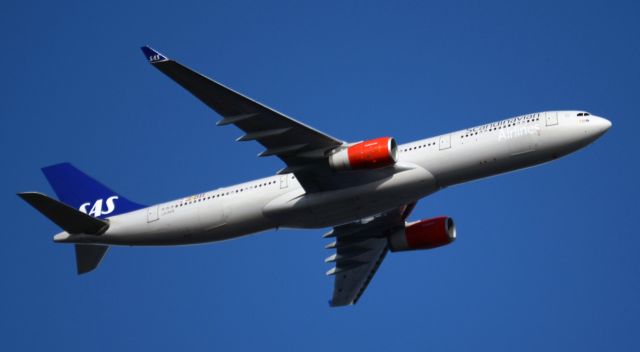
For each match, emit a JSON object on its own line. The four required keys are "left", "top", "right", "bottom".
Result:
{"left": 18, "top": 192, "right": 109, "bottom": 235}
{"left": 75, "top": 244, "right": 109, "bottom": 274}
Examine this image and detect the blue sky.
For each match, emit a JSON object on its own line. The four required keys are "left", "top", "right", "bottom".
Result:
{"left": 2, "top": 1, "right": 639, "bottom": 350}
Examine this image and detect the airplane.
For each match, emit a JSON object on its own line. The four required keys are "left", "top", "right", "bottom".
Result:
{"left": 18, "top": 46, "right": 612, "bottom": 307}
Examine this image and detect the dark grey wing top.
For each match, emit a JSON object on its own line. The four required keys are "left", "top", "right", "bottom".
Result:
{"left": 324, "top": 203, "right": 416, "bottom": 307}
{"left": 141, "top": 46, "right": 345, "bottom": 191}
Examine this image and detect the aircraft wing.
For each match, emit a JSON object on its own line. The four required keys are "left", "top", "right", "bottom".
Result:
{"left": 324, "top": 202, "right": 416, "bottom": 307}
{"left": 141, "top": 46, "right": 345, "bottom": 191}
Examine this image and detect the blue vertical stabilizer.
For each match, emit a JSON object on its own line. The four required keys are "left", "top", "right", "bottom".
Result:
{"left": 41, "top": 163, "right": 145, "bottom": 218}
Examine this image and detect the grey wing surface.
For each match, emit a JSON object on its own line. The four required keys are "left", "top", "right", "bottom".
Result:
{"left": 141, "top": 46, "right": 345, "bottom": 191}
{"left": 324, "top": 203, "right": 416, "bottom": 307}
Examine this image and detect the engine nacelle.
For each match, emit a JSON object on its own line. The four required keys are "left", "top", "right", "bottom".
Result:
{"left": 328, "top": 137, "right": 398, "bottom": 171}
{"left": 388, "top": 216, "right": 456, "bottom": 252}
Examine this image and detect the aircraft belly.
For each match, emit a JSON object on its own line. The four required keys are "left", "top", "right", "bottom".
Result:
{"left": 423, "top": 131, "right": 548, "bottom": 187}
{"left": 187, "top": 195, "right": 277, "bottom": 243}
{"left": 263, "top": 166, "right": 437, "bottom": 228}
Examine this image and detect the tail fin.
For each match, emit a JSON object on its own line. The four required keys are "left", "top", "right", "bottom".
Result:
{"left": 41, "top": 163, "right": 145, "bottom": 218}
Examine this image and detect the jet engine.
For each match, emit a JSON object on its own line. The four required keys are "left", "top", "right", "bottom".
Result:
{"left": 328, "top": 137, "right": 398, "bottom": 171}
{"left": 388, "top": 216, "right": 456, "bottom": 252}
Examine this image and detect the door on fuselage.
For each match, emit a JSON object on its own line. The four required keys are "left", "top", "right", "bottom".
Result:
{"left": 545, "top": 111, "right": 558, "bottom": 126}
{"left": 280, "top": 175, "right": 288, "bottom": 189}
{"left": 147, "top": 205, "right": 159, "bottom": 223}
{"left": 439, "top": 134, "right": 451, "bottom": 150}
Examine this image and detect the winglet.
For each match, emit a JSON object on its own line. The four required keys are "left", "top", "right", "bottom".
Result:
{"left": 140, "top": 46, "right": 169, "bottom": 63}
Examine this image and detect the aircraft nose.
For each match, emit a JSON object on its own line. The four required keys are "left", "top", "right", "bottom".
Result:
{"left": 591, "top": 116, "right": 612, "bottom": 136}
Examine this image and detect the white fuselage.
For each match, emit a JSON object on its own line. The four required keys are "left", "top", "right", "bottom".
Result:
{"left": 55, "top": 111, "right": 610, "bottom": 246}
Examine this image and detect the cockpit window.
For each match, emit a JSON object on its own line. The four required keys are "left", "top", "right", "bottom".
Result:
{"left": 577, "top": 113, "right": 584, "bottom": 116}
{"left": 577, "top": 112, "right": 591, "bottom": 117}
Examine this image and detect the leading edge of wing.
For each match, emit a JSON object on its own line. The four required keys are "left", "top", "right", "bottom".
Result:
{"left": 139, "top": 45, "right": 344, "bottom": 151}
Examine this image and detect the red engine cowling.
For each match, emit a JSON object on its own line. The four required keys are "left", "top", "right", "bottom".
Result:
{"left": 328, "top": 137, "right": 398, "bottom": 171}
{"left": 388, "top": 216, "right": 456, "bottom": 252}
